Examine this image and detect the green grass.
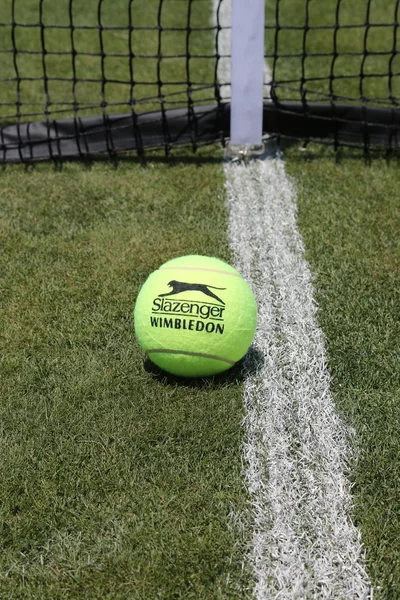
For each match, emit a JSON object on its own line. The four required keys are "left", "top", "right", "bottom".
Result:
{"left": 286, "top": 147, "right": 400, "bottom": 599}
{"left": 0, "top": 151, "right": 252, "bottom": 599}
{"left": 268, "top": 20, "right": 400, "bottom": 596}
{"left": 0, "top": 3, "right": 252, "bottom": 598}
{"left": 1, "top": 1, "right": 400, "bottom": 599}
{"left": 265, "top": 7, "right": 400, "bottom": 595}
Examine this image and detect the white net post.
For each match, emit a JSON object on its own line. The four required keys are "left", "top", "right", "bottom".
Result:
{"left": 230, "top": 0, "right": 265, "bottom": 158}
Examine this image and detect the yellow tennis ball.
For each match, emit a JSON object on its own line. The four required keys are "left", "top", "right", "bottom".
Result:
{"left": 134, "top": 255, "right": 257, "bottom": 378}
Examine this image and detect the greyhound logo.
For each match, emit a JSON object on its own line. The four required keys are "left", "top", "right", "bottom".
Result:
{"left": 159, "top": 280, "right": 226, "bottom": 305}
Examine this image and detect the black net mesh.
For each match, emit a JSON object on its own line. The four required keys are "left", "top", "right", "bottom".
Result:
{"left": 1, "top": 0, "right": 400, "bottom": 161}
{"left": 267, "top": 0, "right": 400, "bottom": 107}
{"left": 1, "top": 0, "right": 217, "bottom": 121}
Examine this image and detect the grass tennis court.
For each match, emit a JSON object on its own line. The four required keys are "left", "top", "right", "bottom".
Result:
{"left": 1, "top": 0, "right": 400, "bottom": 598}
{"left": 290, "top": 148, "right": 400, "bottom": 598}
{"left": 1, "top": 153, "right": 252, "bottom": 599}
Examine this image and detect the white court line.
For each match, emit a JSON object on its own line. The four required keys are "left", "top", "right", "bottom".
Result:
{"left": 213, "top": 1, "right": 373, "bottom": 597}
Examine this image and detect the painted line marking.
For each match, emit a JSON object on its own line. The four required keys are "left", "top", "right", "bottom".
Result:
{"left": 213, "top": 0, "right": 373, "bottom": 597}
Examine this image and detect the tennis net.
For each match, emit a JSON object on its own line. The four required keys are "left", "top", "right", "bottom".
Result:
{"left": 1, "top": 0, "right": 400, "bottom": 162}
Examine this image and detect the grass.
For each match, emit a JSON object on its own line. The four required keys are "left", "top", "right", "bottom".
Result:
{"left": 0, "top": 2, "right": 254, "bottom": 597}
{"left": 0, "top": 151, "right": 253, "bottom": 599}
{"left": 270, "top": 10, "right": 400, "bottom": 592}
{"left": 1, "top": 0, "right": 400, "bottom": 598}
{"left": 286, "top": 147, "right": 400, "bottom": 598}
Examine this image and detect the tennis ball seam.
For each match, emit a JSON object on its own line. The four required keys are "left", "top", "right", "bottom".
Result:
{"left": 146, "top": 349, "right": 236, "bottom": 365}
{"left": 160, "top": 266, "right": 241, "bottom": 277}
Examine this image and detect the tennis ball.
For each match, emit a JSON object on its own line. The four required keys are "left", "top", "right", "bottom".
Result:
{"left": 134, "top": 255, "right": 257, "bottom": 378}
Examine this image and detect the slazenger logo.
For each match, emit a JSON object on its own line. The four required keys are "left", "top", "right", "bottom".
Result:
{"left": 159, "top": 280, "right": 225, "bottom": 304}
{"left": 150, "top": 280, "right": 226, "bottom": 334}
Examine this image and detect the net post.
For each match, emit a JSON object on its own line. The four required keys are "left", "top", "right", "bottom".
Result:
{"left": 227, "top": 143, "right": 265, "bottom": 164}
{"left": 229, "top": 0, "right": 265, "bottom": 161}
